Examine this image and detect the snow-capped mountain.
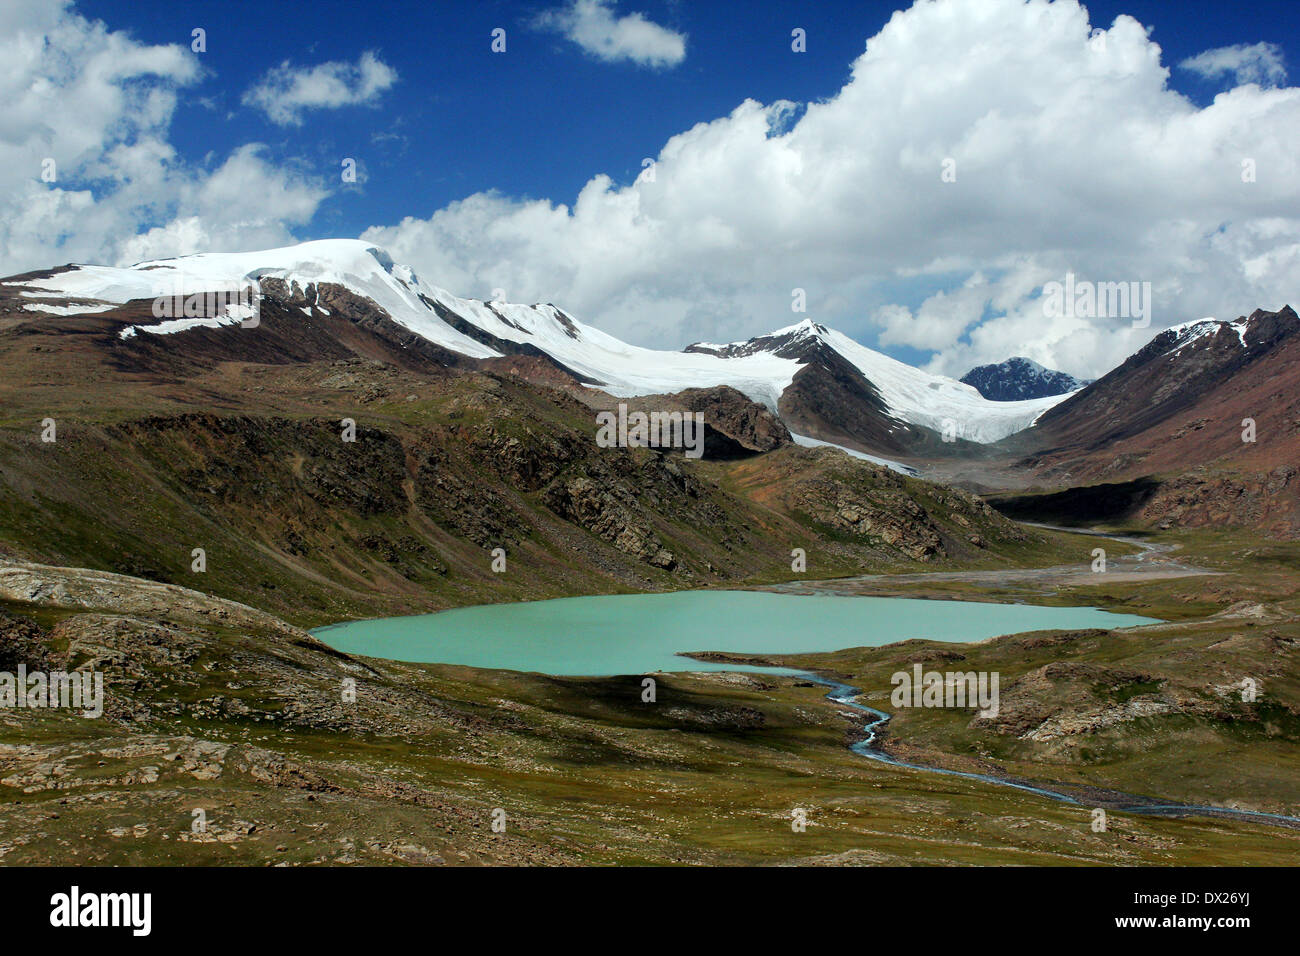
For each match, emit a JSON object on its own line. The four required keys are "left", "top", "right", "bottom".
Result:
{"left": 960, "top": 357, "right": 1089, "bottom": 402}
{"left": 685, "top": 320, "right": 1062, "bottom": 446}
{"left": 8, "top": 238, "right": 1068, "bottom": 451}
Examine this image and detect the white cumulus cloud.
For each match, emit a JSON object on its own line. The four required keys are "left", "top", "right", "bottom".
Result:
{"left": 242, "top": 51, "right": 398, "bottom": 126}
{"left": 537, "top": 0, "right": 686, "bottom": 68}
{"left": 364, "top": 0, "right": 1300, "bottom": 379}
{"left": 1180, "top": 42, "right": 1287, "bottom": 87}
{"left": 117, "top": 145, "right": 328, "bottom": 263}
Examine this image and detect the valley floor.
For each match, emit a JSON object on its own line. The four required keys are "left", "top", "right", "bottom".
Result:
{"left": 1, "top": 526, "right": 1297, "bottom": 866}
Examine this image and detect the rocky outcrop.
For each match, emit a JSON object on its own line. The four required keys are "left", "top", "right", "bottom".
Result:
{"left": 542, "top": 474, "right": 676, "bottom": 569}
{"left": 0, "top": 610, "right": 55, "bottom": 673}
{"left": 415, "top": 449, "right": 528, "bottom": 548}
{"left": 789, "top": 475, "right": 945, "bottom": 561}
{"left": 458, "top": 420, "right": 581, "bottom": 491}
{"left": 671, "top": 386, "right": 792, "bottom": 455}
{"left": 1136, "top": 468, "right": 1300, "bottom": 537}
{"left": 775, "top": 449, "right": 1025, "bottom": 562}
{"left": 970, "top": 661, "right": 1227, "bottom": 745}
{"left": 595, "top": 385, "right": 793, "bottom": 459}
{"left": 0, "top": 559, "right": 308, "bottom": 638}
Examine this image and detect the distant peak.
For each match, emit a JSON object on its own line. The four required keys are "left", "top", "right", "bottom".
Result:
{"left": 960, "top": 356, "right": 1088, "bottom": 402}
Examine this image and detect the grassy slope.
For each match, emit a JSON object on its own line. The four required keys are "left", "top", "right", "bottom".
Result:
{"left": 0, "top": 359, "right": 1086, "bottom": 628}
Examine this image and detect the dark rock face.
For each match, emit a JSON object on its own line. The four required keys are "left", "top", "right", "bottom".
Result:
{"left": 0, "top": 610, "right": 55, "bottom": 672}
{"left": 672, "top": 386, "right": 792, "bottom": 455}
{"left": 600, "top": 385, "right": 792, "bottom": 459}
{"left": 110, "top": 413, "right": 410, "bottom": 519}
{"left": 960, "top": 357, "right": 1087, "bottom": 402}
{"left": 540, "top": 450, "right": 723, "bottom": 571}
{"left": 542, "top": 474, "right": 676, "bottom": 569}
{"left": 776, "top": 340, "right": 910, "bottom": 451}
{"left": 416, "top": 450, "right": 524, "bottom": 548}
{"left": 457, "top": 420, "right": 581, "bottom": 491}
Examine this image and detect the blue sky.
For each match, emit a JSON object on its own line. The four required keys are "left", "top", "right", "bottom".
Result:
{"left": 8, "top": 0, "right": 1300, "bottom": 376}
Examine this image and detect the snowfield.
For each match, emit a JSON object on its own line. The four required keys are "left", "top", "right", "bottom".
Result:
{"left": 813, "top": 325, "right": 1064, "bottom": 443}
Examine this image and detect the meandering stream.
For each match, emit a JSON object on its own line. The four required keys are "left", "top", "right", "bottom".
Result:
{"left": 801, "top": 672, "right": 1300, "bottom": 829}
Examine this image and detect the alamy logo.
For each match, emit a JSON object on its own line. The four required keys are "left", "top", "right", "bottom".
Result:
{"left": 50, "top": 886, "right": 151, "bottom": 936}
{"left": 596, "top": 403, "right": 706, "bottom": 459}
{"left": 1042, "top": 272, "right": 1151, "bottom": 328}
{"left": 0, "top": 665, "right": 102, "bottom": 718}
{"left": 890, "top": 664, "right": 999, "bottom": 717}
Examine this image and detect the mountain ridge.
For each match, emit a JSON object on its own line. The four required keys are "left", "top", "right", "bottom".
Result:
{"left": 3, "top": 239, "right": 1066, "bottom": 458}
{"left": 9, "top": 239, "right": 1298, "bottom": 513}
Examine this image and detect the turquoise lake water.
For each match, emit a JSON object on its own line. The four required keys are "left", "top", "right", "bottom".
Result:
{"left": 312, "top": 590, "right": 1160, "bottom": 676}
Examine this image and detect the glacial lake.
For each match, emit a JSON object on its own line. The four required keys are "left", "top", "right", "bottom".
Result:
{"left": 313, "top": 590, "right": 1160, "bottom": 676}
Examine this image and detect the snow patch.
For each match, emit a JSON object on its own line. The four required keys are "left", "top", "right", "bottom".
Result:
{"left": 790, "top": 433, "right": 919, "bottom": 476}
{"left": 1158, "top": 316, "right": 1252, "bottom": 357}
{"left": 117, "top": 301, "right": 256, "bottom": 339}
{"left": 22, "top": 302, "right": 115, "bottom": 316}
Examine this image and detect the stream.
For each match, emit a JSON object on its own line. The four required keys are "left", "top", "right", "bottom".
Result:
{"left": 800, "top": 672, "right": 1300, "bottom": 829}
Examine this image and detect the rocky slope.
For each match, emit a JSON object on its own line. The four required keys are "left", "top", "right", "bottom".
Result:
{"left": 1010, "top": 306, "right": 1299, "bottom": 472}
{"left": 990, "top": 306, "right": 1300, "bottom": 536}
